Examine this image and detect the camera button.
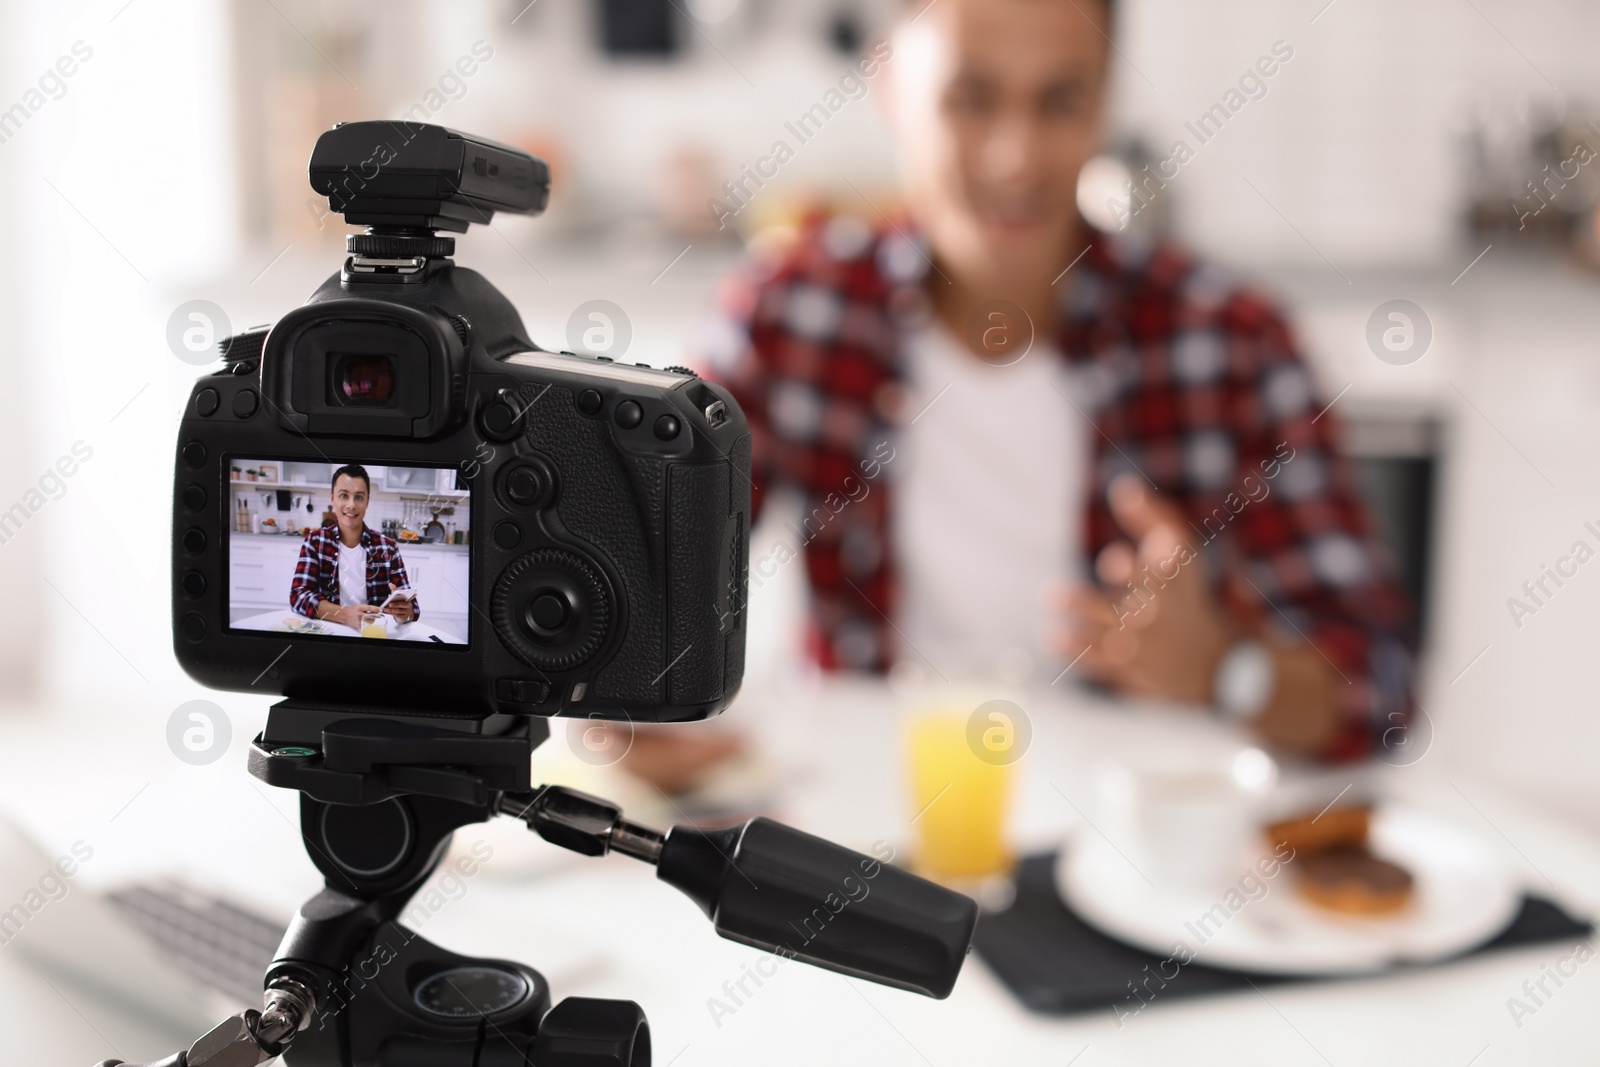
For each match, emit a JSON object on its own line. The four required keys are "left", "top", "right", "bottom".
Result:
{"left": 232, "top": 389, "right": 260, "bottom": 419}
{"left": 182, "top": 484, "right": 207, "bottom": 511}
{"left": 182, "top": 571, "right": 206, "bottom": 598}
{"left": 195, "top": 388, "right": 220, "bottom": 417}
{"left": 614, "top": 400, "right": 643, "bottom": 429}
{"left": 180, "top": 613, "right": 206, "bottom": 642}
{"left": 506, "top": 467, "right": 544, "bottom": 507}
{"left": 494, "top": 521, "right": 522, "bottom": 549}
{"left": 653, "top": 414, "right": 681, "bottom": 441}
{"left": 182, "top": 442, "right": 208, "bottom": 468}
{"left": 182, "top": 528, "right": 207, "bottom": 555}
{"left": 497, "top": 678, "right": 550, "bottom": 705}
{"left": 577, "top": 389, "right": 602, "bottom": 416}
{"left": 528, "top": 592, "right": 570, "bottom": 634}
{"left": 482, "top": 400, "right": 519, "bottom": 437}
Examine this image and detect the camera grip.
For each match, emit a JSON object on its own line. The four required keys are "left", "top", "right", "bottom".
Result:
{"left": 657, "top": 818, "right": 977, "bottom": 999}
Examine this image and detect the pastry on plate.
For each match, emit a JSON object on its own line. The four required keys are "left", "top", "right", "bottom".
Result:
{"left": 1296, "top": 846, "right": 1415, "bottom": 916}
{"left": 1266, "top": 805, "right": 1371, "bottom": 856}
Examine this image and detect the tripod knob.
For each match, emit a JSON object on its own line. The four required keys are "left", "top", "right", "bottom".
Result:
{"left": 527, "top": 998, "right": 650, "bottom": 1067}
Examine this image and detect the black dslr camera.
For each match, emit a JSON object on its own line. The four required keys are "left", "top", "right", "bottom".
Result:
{"left": 119, "top": 123, "right": 976, "bottom": 1067}
{"left": 174, "top": 120, "right": 748, "bottom": 723}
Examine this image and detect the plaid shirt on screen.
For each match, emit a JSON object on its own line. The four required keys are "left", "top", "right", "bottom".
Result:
{"left": 702, "top": 216, "right": 1414, "bottom": 761}
{"left": 290, "top": 524, "right": 421, "bottom": 621}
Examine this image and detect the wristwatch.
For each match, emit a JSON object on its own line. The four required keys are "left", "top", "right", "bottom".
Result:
{"left": 1213, "top": 640, "right": 1275, "bottom": 722}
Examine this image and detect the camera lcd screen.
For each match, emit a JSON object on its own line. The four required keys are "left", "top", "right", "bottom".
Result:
{"left": 225, "top": 458, "right": 470, "bottom": 646}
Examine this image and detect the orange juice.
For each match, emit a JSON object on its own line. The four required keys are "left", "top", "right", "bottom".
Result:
{"left": 360, "top": 615, "right": 388, "bottom": 639}
{"left": 906, "top": 711, "right": 1013, "bottom": 881}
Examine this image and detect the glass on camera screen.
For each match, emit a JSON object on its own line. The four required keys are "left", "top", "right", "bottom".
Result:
{"left": 225, "top": 459, "right": 469, "bottom": 646}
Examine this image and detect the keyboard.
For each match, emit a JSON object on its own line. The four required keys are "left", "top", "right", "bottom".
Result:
{"left": 105, "top": 881, "right": 286, "bottom": 1009}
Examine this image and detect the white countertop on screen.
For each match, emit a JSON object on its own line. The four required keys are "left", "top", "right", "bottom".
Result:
{"left": 229, "top": 608, "right": 465, "bottom": 645}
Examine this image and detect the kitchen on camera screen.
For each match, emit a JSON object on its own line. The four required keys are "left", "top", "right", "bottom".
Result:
{"left": 225, "top": 458, "right": 470, "bottom": 646}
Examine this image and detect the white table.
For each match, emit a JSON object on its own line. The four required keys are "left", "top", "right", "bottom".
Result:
{"left": 229, "top": 608, "right": 465, "bottom": 645}
{"left": 2, "top": 676, "right": 1597, "bottom": 1065}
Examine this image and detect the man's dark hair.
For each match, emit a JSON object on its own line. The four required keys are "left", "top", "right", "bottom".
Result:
{"left": 331, "top": 464, "right": 371, "bottom": 492}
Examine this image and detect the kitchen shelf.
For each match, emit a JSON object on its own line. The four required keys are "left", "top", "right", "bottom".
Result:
{"left": 228, "top": 478, "right": 468, "bottom": 498}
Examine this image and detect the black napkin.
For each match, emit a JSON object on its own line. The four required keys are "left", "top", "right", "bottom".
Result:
{"left": 973, "top": 851, "right": 1594, "bottom": 1016}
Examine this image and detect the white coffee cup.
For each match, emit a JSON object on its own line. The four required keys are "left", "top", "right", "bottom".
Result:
{"left": 1097, "top": 747, "right": 1277, "bottom": 894}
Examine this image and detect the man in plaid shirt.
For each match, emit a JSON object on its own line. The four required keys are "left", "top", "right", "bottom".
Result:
{"left": 674, "top": 0, "right": 1411, "bottom": 771}
{"left": 290, "top": 464, "right": 420, "bottom": 628}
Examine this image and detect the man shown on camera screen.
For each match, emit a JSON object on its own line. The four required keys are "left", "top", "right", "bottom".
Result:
{"left": 290, "top": 464, "right": 419, "bottom": 630}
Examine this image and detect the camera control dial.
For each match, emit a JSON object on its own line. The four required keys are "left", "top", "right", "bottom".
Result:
{"left": 492, "top": 548, "right": 612, "bottom": 671}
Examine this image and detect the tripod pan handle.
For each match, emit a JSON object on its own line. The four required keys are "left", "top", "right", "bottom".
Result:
{"left": 656, "top": 817, "right": 978, "bottom": 999}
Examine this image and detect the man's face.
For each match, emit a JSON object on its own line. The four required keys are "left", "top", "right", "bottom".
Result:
{"left": 331, "top": 474, "right": 369, "bottom": 528}
{"left": 885, "top": 0, "right": 1109, "bottom": 286}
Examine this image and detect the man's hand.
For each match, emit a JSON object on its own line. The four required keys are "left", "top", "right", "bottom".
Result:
{"left": 317, "top": 602, "right": 365, "bottom": 628}
{"left": 383, "top": 582, "right": 416, "bottom": 623}
{"left": 1057, "top": 475, "right": 1342, "bottom": 754}
{"left": 1059, "top": 476, "right": 1235, "bottom": 704}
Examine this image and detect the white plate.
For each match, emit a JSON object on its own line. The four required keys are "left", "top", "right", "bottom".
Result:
{"left": 1056, "top": 805, "right": 1522, "bottom": 975}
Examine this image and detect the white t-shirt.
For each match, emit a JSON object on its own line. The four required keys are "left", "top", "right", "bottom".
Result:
{"left": 890, "top": 324, "right": 1089, "bottom": 681}
{"left": 337, "top": 540, "right": 368, "bottom": 609}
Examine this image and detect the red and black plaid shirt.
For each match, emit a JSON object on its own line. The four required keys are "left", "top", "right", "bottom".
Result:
{"left": 290, "top": 524, "right": 420, "bottom": 620}
{"left": 702, "top": 216, "right": 1414, "bottom": 761}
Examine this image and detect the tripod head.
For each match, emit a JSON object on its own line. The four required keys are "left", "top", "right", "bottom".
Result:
{"left": 97, "top": 704, "right": 979, "bottom": 1067}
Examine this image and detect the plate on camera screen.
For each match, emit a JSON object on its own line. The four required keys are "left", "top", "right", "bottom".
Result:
{"left": 226, "top": 457, "right": 471, "bottom": 646}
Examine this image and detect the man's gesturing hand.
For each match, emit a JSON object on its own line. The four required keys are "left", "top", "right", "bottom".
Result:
{"left": 1059, "top": 475, "right": 1235, "bottom": 705}
{"left": 1057, "top": 474, "right": 1343, "bottom": 753}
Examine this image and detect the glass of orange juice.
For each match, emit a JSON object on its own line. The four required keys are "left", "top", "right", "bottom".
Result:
{"left": 359, "top": 612, "right": 390, "bottom": 639}
{"left": 905, "top": 692, "right": 1025, "bottom": 883}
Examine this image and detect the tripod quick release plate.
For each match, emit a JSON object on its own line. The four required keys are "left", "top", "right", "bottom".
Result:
{"left": 249, "top": 703, "right": 543, "bottom": 807}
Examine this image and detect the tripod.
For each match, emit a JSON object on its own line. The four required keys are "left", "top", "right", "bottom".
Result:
{"left": 97, "top": 702, "right": 979, "bottom": 1067}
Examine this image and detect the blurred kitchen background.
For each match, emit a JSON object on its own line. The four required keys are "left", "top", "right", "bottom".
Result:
{"left": 1, "top": 0, "right": 1599, "bottom": 868}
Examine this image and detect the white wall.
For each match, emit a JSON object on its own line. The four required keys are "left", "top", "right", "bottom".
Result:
{"left": 1111, "top": 0, "right": 1600, "bottom": 266}
{"left": 1420, "top": 265, "right": 1600, "bottom": 832}
{"left": 0, "top": 0, "right": 43, "bottom": 698}
{"left": 4, "top": 0, "right": 238, "bottom": 700}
